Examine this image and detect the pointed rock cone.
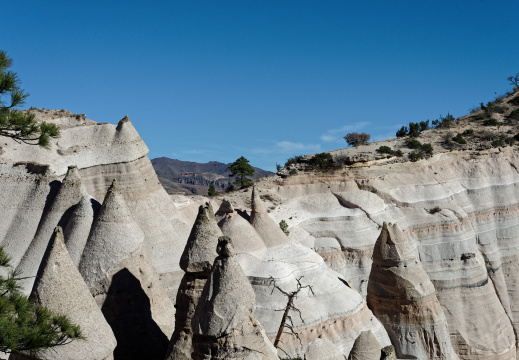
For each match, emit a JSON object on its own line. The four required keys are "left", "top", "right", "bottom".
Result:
{"left": 367, "top": 223, "right": 458, "bottom": 360}
{"left": 79, "top": 179, "right": 144, "bottom": 288}
{"left": 217, "top": 200, "right": 267, "bottom": 255}
{"left": 348, "top": 331, "right": 381, "bottom": 360}
{"left": 180, "top": 203, "right": 222, "bottom": 274}
{"left": 23, "top": 227, "right": 116, "bottom": 360}
{"left": 191, "top": 236, "right": 279, "bottom": 359}
{"left": 165, "top": 203, "right": 223, "bottom": 360}
{"left": 79, "top": 180, "right": 175, "bottom": 360}
{"left": 64, "top": 194, "right": 98, "bottom": 267}
{"left": 249, "top": 187, "right": 290, "bottom": 247}
{"left": 16, "top": 165, "right": 86, "bottom": 294}
{"left": 115, "top": 115, "right": 140, "bottom": 142}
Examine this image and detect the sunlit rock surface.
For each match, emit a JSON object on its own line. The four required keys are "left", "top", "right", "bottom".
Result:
{"left": 191, "top": 236, "right": 279, "bottom": 360}
{"left": 5, "top": 110, "right": 519, "bottom": 358}
{"left": 217, "top": 193, "right": 391, "bottom": 358}
{"left": 11, "top": 227, "right": 116, "bottom": 360}
{"left": 367, "top": 223, "right": 459, "bottom": 359}
{"left": 164, "top": 203, "right": 222, "bottom": 360}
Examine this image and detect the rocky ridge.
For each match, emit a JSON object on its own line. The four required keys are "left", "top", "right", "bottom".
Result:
{"left": 2, "top": 90, "right": 519, "bottom": 358}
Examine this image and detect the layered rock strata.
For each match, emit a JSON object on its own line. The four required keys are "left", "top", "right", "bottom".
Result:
{"left": 10, "top": 227, "right": 116, "bottom": 360}
{"left": 367, "top": 222, "right": 458, "bottom": 359}
{"left": 79, "top": 180, "right": 175, "bottom": 360}
{"left": 258, "top": 148, "right": 519, "bottom": 358}
{"left": 216, "top": 194, "right": 391, "bottom": 358}
{"left": 165, "top": 203, "right": 222, "bottom": 360}
{"left": 191, "top": 236, "right": 279, "bottom": 360}
{"left": 0, "top": 114, "right": 190, "bottom": 307}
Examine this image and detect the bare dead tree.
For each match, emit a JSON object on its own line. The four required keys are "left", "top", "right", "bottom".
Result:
{"left": 268, "top": 276, "right": 314, "bottom": 351}
{"left": 508, "top": 73, "right": 519, "bottom": 88}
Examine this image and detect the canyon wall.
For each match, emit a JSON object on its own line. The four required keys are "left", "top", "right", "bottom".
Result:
{"left": 4, "top": 109, "right": 519, "bottom": 359}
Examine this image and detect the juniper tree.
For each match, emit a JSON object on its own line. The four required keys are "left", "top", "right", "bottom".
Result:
{"left": 0, "top": 246, "right": 83, "bottom": 354}
{"left": 0, "top": 50, "right": 59, "bottom": 148}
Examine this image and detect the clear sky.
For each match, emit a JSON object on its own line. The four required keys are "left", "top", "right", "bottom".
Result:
{"left": 2, "top": 1, "right": 518, "bottom": 171}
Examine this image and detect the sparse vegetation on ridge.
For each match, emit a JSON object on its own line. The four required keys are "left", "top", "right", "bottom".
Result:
{"left": 276, "top": 73, "right": 519, "bottom": 176}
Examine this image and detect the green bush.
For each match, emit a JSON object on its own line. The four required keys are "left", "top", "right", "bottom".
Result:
{"left": 396, "top": 126, "right": 408, "bottom": 138}
{"left": 376, "top": 146, "right": 403, "bottom": 157}
{"left": 406, "top": 139, "right": 423, "bottom": 149}
{"left": 492, "top": 139, "right": 505, "bottom": 148}
{"left": 509, "top": 96, "right": 519, "bottom": 106}
{"left": 453, "top": 133, "right": 467, "bottom": 144}
{"left": 285, "top": 155, "right": 304, "bottom": 167}
{"left": 279, "top": 220, "right": 289, "bottom": 236}
{"left": 421, "top": 143, "right": 433, "bottom": 155}
{"left": 308, "top": 152, "right": 334, "bottom": 169}
{"left": 509, "top": 109, "right": 519, "bottom": 120}
{"left": 377, "top": 146, "right": 394, "bottom": 154}
{"left": 408, "top": 151, "right": 424, "bottom": 162}
{"left": 432, "top": 113, "right": 455, "bottom": 128}
{"left": 463, "top": 129, "right": 474, "bottom": 136}
{"left": 408, "top": 122, "right": 420, "bottom": 137}
{"left": 483, "top": 118, "right": 502, "bottom": 126}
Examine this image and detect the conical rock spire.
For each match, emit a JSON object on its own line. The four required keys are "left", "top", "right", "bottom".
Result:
{"left": 180, "top": 203, "right": 222, "bottom": 274}
{"left": 249, "top": 187, "right": 290, "bottom": 247}
{"left": 17, "top": 165, "right": 86, "bottom": 294}
{"left": 217, "top": 199, "right": 267, "bottom": 255}
{"left": 64, "top": 194, "right": 97, "bottom": 267}
{"left": 191, "top": 236, "right": 279, "bottom": 359}
{"left": 367, "top": 222, "right": 458, "bottom": 359}
{"left": 79, "top": 179, "right": 144, "bottom": 288}
{"left": 27, "top": 227, "right": 116, "bottom": 360}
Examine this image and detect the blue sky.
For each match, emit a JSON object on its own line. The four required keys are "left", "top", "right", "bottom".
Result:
{"left": 2, "top": 1, "right": 518, "bottom": 171}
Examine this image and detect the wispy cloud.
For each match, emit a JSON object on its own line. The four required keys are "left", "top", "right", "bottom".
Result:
{"left": 276, "top": 141, "right": 321, "bottom": 153}
{"left": 320, "top": 121, "right": 371, "bottom": 143}
{"left": 250, "top": 141, "right": 321, "bottom": 156}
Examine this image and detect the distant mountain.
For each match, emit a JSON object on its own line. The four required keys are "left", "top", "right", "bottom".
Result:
{"left": 151, "top": 157, "right": 274, "bottom": 195}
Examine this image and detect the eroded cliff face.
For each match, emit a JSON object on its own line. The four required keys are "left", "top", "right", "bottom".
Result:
{"left": 5, "top": 108, "right": 519, "bottom": 359}
{"left": 241, "top": 147, "right": 519, "bottom": 359}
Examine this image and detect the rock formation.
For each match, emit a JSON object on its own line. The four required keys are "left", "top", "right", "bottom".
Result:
{"left": 191, "top": 236, "right": 279, "bottom": 360}
{"left": 366, "top": 222, "right": 458, "bottom": 359}
{"left": 250, "top": 187, "right": 290, "bottom": 247}
{"left": 6, "top": 105, "right": 519, "bottom": 359}
{"left": 16, "top": 165, "right": 86, "bottom": 294}
{"left": 304, "top": 338, "right": 345, "bottom": 360}
{"left": 347, "top": 331, "right": 381, "bottom": 360}
{"left": 10, "top": 227, "right": 116, "bottom": 360}
{"left": 165, "top": 203, "right": 222, "bottom": 360}
{"left": 64, "top": 194, "right": 98, "bottom": 267}
{"left": 79, "top": 180, "right": 175, "bottom": 360}
{"left": 217, "top": 195, "right": 391, "bottom": 358}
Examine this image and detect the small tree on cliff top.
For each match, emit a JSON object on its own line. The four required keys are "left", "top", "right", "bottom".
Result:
{"left": 228, "top": 156, "right": 255, "bottom": 189}
{"left": 0, "top": 50, "right": 59, "bottom": 148}
{"left": 0, "top": 246, "right": 83, "bottom": 354}
{"left": 344, "top": 132, "right": 370, "bottom": 147}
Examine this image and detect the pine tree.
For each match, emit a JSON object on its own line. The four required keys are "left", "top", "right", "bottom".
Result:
{"left": 228, "top": 156, "right": 255, "bottom": 189}
{"left": 0, "top": 50, "right": 59, "bottom": 148}
{"left": 208, "top": 183, "right": 217, "bottom": 197}
{"left": 0, "top": 246, "right": 83, "bottom": 354}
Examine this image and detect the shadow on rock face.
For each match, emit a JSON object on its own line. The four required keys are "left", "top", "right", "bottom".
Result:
{"left": 101, "top": 268, "right": 169, "bottom": 360}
